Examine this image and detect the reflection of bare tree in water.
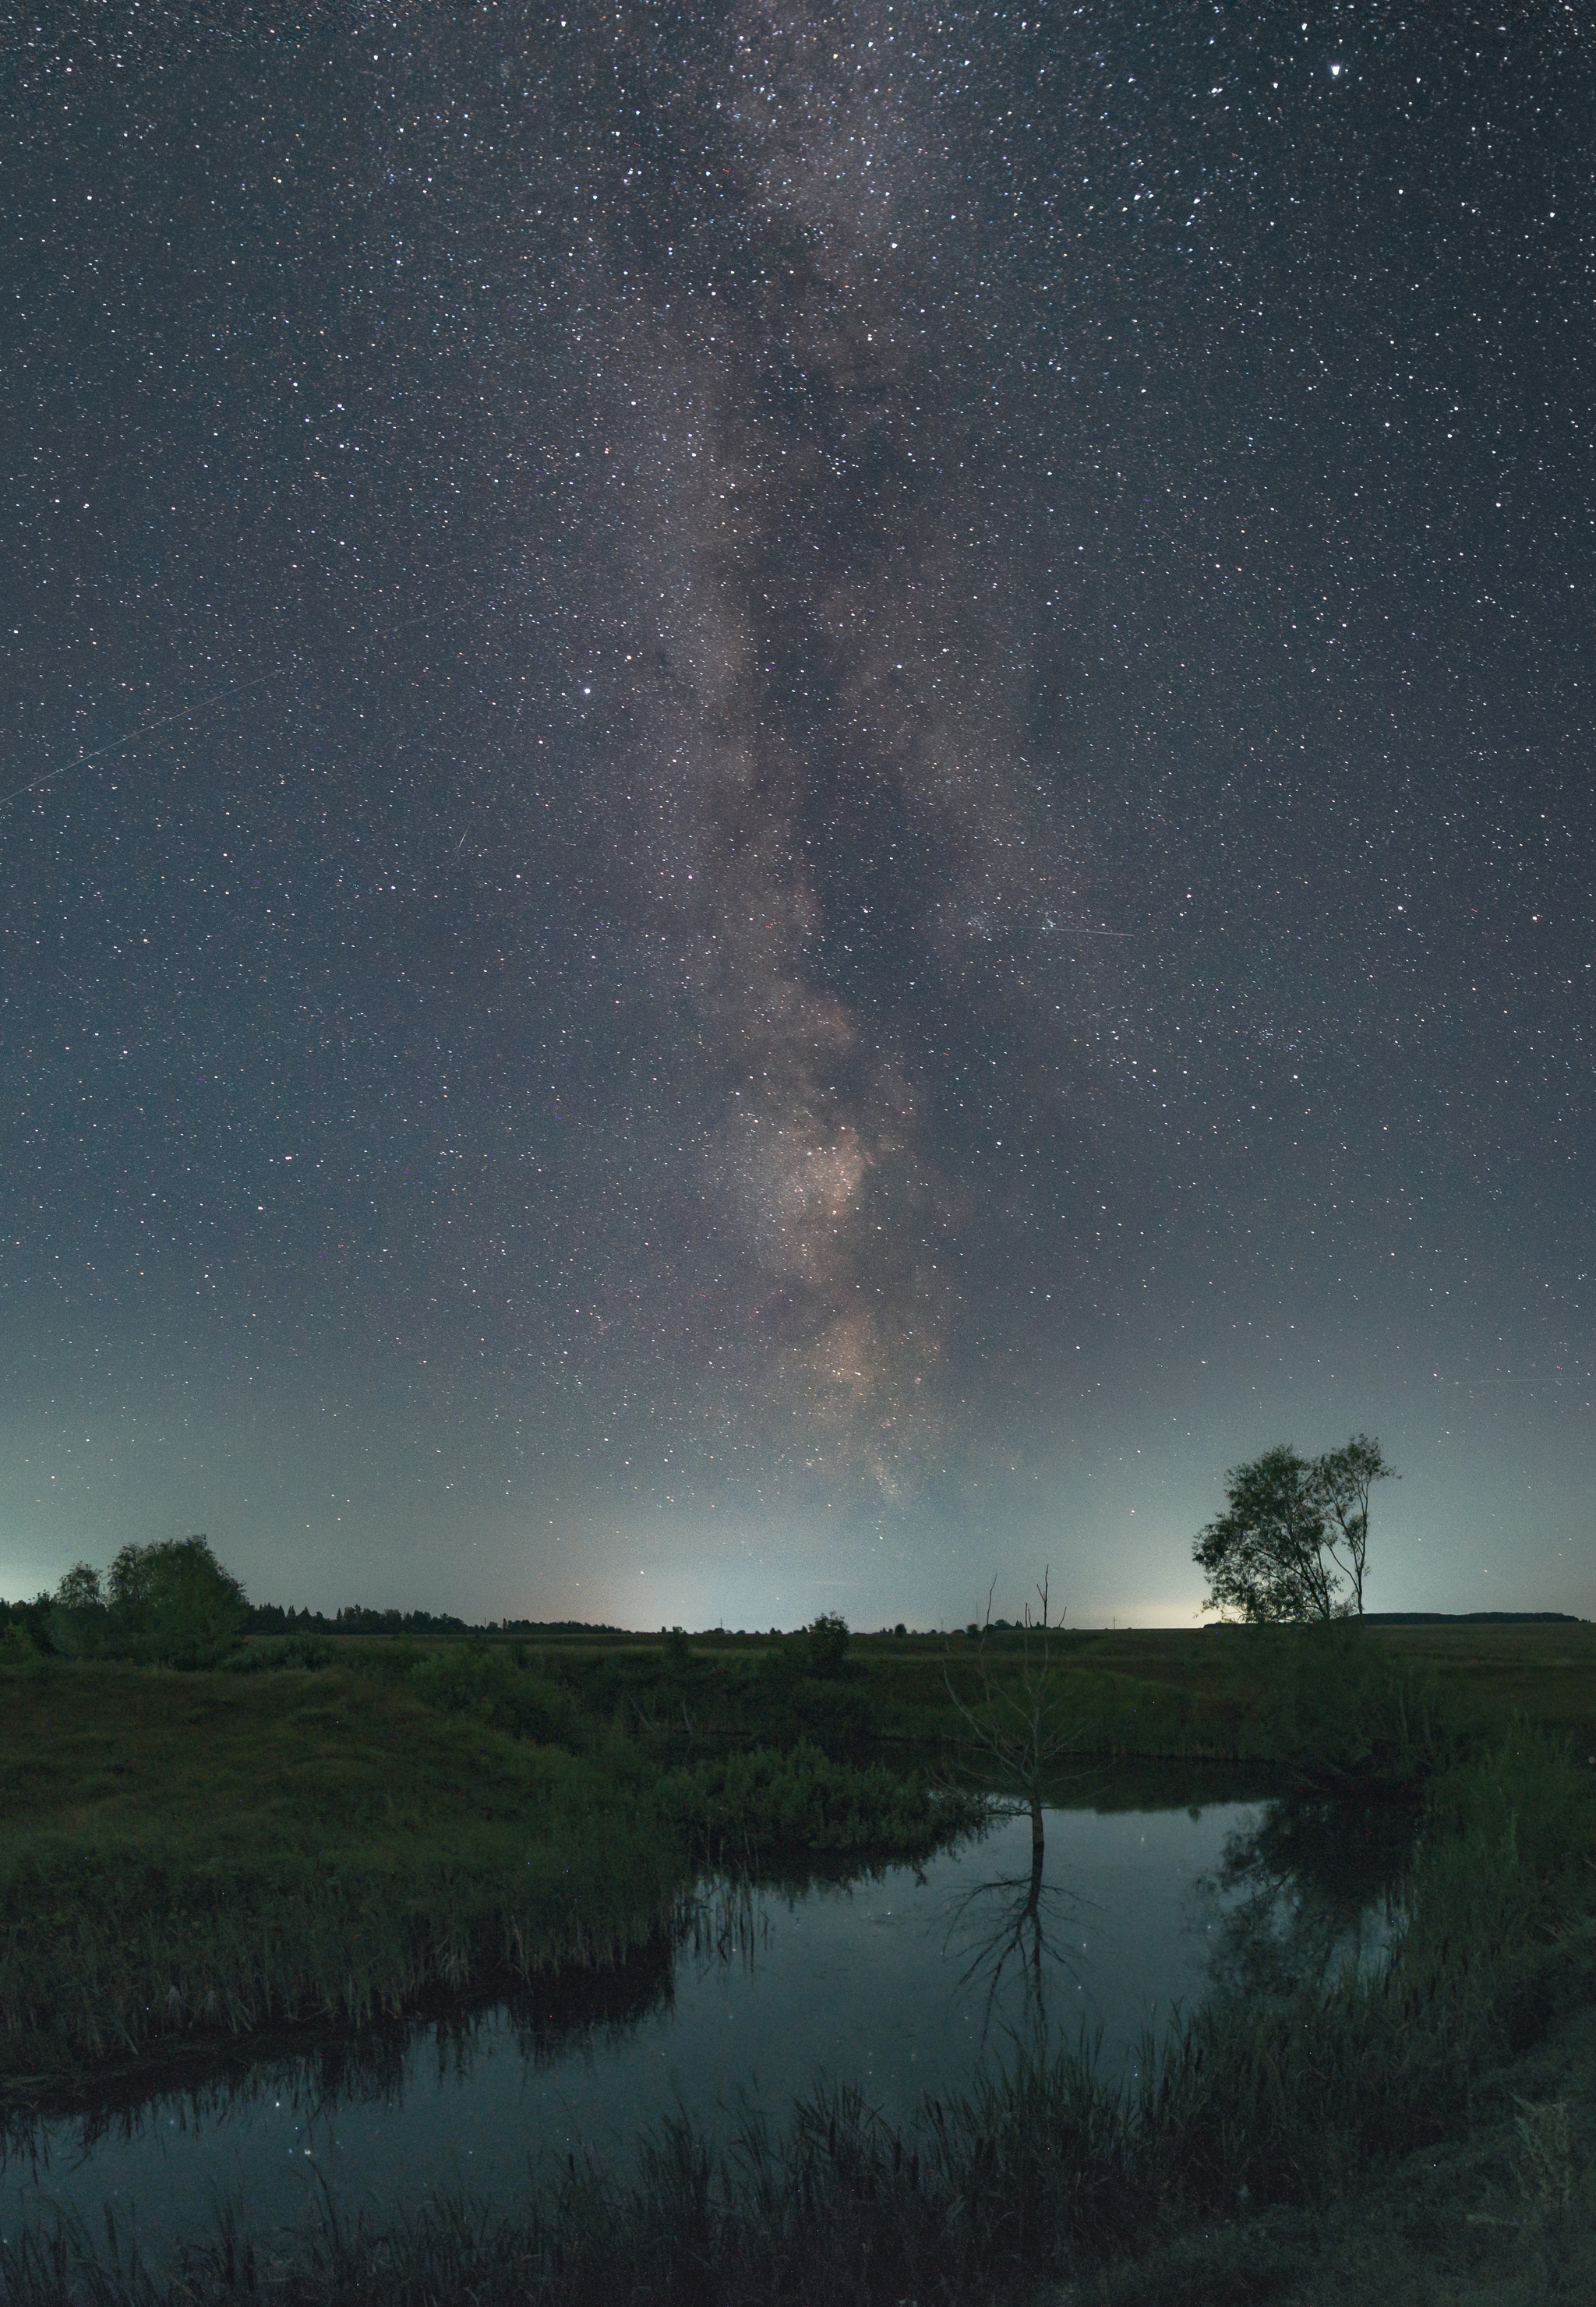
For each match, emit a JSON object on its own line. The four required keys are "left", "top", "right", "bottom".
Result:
{"left": 945, "top": 1820, "right": 1095, "bottom": 2050}
{"left": 1198, "top": 1795, "right": 1420, "bottom": 2004}
{"left": 937, "top": 1575, "right": 1099, "bottom": 2047}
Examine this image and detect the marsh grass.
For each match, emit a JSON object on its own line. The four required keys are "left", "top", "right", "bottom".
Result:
{"left": 865, "top": 1641, "right": 1259, "bottom": 1762}
{"left": 659, "top": 1740, "right": 985, "bottom": 1864}
{"left": 1, "top": 1666, "right": 977, "bottom": 2090}
{"left": 873, "top": 1623, "right": 1478, "bottom": 1789}
{"left": 0, "top": 1663, "right": 687, "bottom": 2083}
{"left": 5, "top": 1733, "right": 1592, "bottom": 2305}
{"left": 856, "top": 1619, "right": 1596, "bottom": 1780}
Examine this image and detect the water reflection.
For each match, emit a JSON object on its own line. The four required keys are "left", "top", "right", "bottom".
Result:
{"left": 1, "top": 1923, "right": 686, "bottom": 2182}
{"left": 1196, "top": 1794, "right": 1418, "bottom": 2001}
{"left": 945, "top": 1827, "right": 1086, "bottom": 2047}
{"left": 0, "top": 1775, "right": 1421, "bottom": 2258}
{"left": 1, "top": 1876, "right": 811, "bottom": 2187}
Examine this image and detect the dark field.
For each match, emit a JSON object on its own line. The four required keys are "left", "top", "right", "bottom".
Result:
{"left": 5, "top": 1614, "right": 1591, "bottom": 2086}
{"left": 5, "top": 1616, "right": 1595, "bottom": 2302}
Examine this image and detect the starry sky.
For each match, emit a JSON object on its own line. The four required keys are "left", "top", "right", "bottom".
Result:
{"left": 2, "top": 2, "right": 1591, "bottom": 1632}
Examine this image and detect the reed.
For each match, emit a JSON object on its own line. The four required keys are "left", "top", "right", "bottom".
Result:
{"left": 1, "top": 1665, "right": 980, "bottom": 2085}
{"left": 5, "top": 1731, "right": 1591, "bottom": 2305}
{"left": 0, "top": 1798, "right": 686, "bottom": 2083}
{"left": 659, "top": 1740, "right": 985, "bottom": 1862}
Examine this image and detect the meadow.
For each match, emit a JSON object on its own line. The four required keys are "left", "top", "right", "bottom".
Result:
{"left": 0, "top": 1648, "right": 989, "bottom": 2095}
{"left": 4, "top": 1615, "right": 1595, "bottom": 2301}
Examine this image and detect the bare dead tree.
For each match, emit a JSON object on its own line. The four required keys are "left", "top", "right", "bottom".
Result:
{"left": 941, "top": 1570, "right": 1089, "bottom": 1871}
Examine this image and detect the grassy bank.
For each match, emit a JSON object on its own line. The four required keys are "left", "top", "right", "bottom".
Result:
{"left": 0, "top": 1662, "right": 687, "bottom": 2088}
{"left": 0, "top": 1663, "right": 972, "bottom": 2090}
{"left": 6, "top": 1613, "right": 1589, "bottom": 2097}
{"left": 859, "top": 1619, "right": 1596, "bottom": 1772}
{"left": 401, "top": 1616, "right": 1596, "bottom": 1772}
{"left": 5, "top": 1729, "right": 1592, "bottom": 2305}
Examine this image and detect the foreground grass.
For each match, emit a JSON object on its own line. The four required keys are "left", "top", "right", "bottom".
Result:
{"left": 0, "top": 1664, "right": 687, "bottom": 2086}
{"left": 0, "top": 1665, "right": 972, "bottom": 2088}
{"left": 5, "top": 1732, "right": 1593, "bottom": 2305}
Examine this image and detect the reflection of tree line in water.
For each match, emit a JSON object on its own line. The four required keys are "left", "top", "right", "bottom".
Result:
{"left": 945, "top": 1788, "right": 1421, "bottom": 2054}
{"left": 3, "top": 1789, "right": 1422, "bottom": 2199}
{"left": 1198, "top": 1792, "right": 1421, "bottom": 2005}
{"left": 0, "top": 1882, "right": 745, "bottom": 2177}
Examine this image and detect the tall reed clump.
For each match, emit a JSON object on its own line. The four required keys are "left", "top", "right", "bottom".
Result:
{"left": 658, "top": 1740, "right": 985, "bottom": 1864}
{"left": 0, "top": 1666, "right": 690, "bottom": 2079}
{"left": 5, "top": 1732, "right": 1591, "bottom": 2306}
{"left": 0, "top": 1805, "right": 686, "bottom": 2079}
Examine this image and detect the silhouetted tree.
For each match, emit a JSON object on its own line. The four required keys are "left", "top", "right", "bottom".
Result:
{"left": 108, "top": 1535, "right": 248, "bottom": 1666}
{"left": 944, "top": 1572, "right": 1083, "bottom": 1873}
{"left": 1311, "top": 1434, "right": 1396, "bottom": 1617}
{"left": 1194, "top": 1439, "right": 1396, "bottom": 1621}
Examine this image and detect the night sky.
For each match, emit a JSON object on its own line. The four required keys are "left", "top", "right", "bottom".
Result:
{"left": 3, "top": 2, "right": 1592, "bottom": 1633}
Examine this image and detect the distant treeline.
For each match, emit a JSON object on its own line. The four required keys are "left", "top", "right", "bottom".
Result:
{"left": 8, "top": 1588, "right": 1585, "bottom": 1653}
{"left": 0, "top": 1587, "right": 629, "bottom": 1655}
{"left": 1364, "top": 1609, "right": 1585, "bottom": 1625}
{"left": 244, "top": 1603, "right": 629, "bottom": 1637}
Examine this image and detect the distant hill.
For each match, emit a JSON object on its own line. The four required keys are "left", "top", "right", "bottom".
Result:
{"left": 1204, "top": 1611, "right": 1586, "bottom": 1628}
{"left": 1361, "top": 1610, "right": 1586, "bottom": 1626}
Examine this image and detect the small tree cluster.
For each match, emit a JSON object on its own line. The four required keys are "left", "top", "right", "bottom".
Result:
{"left": 804, "top": 1612, "right": 852, "bottom": 1679}
{"left": 46, "top": 1535, "right": 249, "bottom": 1666}
{"left": 1193, "top": 1436, "right": 1396, "bottom": 1622}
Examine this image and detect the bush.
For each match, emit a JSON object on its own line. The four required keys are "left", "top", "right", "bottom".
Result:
{"left": 408, "top": 1645, "right": 580, "bottom": 1747}
{"left": 659, "top": 1740, "right": 982, "bottom": 1861}
{"left": 805, "top": 1613, "right": 852, "bottom": 1679}
{"left": 1253, "top": 1619, "right": 1450, "bottom": 1784}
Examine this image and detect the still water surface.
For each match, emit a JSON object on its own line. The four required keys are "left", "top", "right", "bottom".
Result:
{"left": 3, "top": 1779, "right": 1405, "bottom": 2259}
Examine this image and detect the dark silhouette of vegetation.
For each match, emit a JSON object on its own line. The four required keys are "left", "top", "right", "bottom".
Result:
{"left": 42, "top": 1536, "right": 248, "bottom": 1668}
{"left": 803, "top": 1611, "right": 853, "bottom": 1679}
{"left": 5, "top": 1733, "right": 1591, "bottom": 2307}
{"left": 1194, "top": 1435, "right": 1396, "bottom": 1622}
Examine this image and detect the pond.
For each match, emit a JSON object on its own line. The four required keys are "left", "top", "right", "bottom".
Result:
{"left": 1, "top": 1771, "right": 1413, "bottom": 2264}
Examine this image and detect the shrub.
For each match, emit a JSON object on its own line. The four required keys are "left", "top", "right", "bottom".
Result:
{"left": 804, "top": 1613, "right": 852, "bottom": 1680}
{"left": 659, "top": 1740, "right": 982, "bottom": 1861}
{"left": 408, "top": 1645, "right": 580, "bottom": 1747}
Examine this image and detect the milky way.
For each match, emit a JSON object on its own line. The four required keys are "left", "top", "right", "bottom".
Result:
{"left": 2, "top": 5, "right": 1592, "bottom": 1627}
